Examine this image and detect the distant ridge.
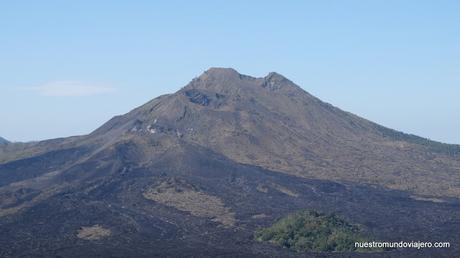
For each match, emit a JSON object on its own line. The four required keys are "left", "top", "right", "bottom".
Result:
{"left": 0, "top": 137, "right": 9, "bottom": 145}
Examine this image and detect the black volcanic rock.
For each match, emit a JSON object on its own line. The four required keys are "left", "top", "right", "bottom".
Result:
{"left": 0, "top": 68, "right": 460, "bottom": 257}
{"left": 184, "top": 89, "right": 211, "bottom": 106}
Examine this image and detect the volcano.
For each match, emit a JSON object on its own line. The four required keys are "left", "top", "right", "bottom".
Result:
{"left": 1, "top": 68, "right": 459, "bottom": 257}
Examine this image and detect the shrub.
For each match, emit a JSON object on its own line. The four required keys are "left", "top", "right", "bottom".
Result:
{"left": 255, "top": 210, "right": 383, "bottom": 253}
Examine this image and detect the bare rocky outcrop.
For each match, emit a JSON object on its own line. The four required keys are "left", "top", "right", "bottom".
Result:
{"left": 77, "top": 225, "right": 111, "bottom": 240}
{"left": 143, "top": 178, "right": 236, "bottom": 227}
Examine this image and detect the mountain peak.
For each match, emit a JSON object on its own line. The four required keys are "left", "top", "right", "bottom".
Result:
{"left": 199, "top": 67, "right": 243, "bottom": 81}
{"left": 265, "top": 71, "right": 287, "bottom": 81}
{"left": 262, "top": 71, "right": 297, "bottom": 92}
{"left": 185, "top": 68, "right": 256, "bottom": 93}
{"left": 205, "top": 67, "right": 239, "bottom": 75}
{"left": 201, "top": 68, "right": 289, "bottom": 82}
{"left": 187, "top": 68, "right": 299, "bottom": 95}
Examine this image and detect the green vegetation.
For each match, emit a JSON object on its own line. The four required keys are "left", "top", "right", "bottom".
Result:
{"left": 255, "top": 210, "right": 383, "bottom": 253}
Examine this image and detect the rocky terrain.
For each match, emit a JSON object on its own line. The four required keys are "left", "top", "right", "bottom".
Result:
{"left": 0, "top": 68, "right": 459, "bottom": 257}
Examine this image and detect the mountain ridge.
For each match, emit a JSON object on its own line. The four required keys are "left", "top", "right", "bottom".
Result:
{"left": 86, "top": 67, "right": 459, "bottom": 197}
{"left": 1, "top": 68, "right": 460, "bottom": 197}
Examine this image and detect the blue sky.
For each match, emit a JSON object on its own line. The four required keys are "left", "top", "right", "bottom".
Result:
{"left": 1, "top": 1, "right": 459, "bottom": 143}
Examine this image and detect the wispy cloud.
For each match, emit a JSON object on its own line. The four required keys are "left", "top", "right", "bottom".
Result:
{"left": 27, "top": 81, "right": 116, "bottom": 97}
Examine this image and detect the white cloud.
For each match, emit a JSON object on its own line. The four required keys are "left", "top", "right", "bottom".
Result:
{"left": 29, "top": 81, "right": 116, "bottom": 97}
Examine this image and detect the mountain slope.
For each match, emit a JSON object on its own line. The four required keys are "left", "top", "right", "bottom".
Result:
{"left": 0, "top": 68, "right": 459, "bottom": 257}
{"left": 0, "top": 137, "right": 9, "bottom": 145}
{"left": 91, "top": 67, "right": 460, "bottom": 198}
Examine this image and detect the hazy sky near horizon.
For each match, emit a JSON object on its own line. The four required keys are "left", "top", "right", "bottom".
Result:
{"left": 1, "top": 1, "right": 459, "bottom": 143}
